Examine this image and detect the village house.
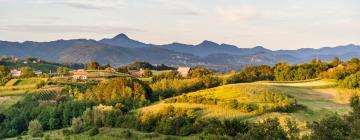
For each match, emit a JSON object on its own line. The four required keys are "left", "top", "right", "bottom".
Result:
{"left": 72, "top": 69, "right": 88, "bottom": 80}
{"left": 105, "top": 67, "right": 116, "bottom": 72}
{"left": 33, "top": 70, "right": 42, "bottom": 76}
{"left": 129, "top": 71, "right": 144, "bottom": 77}
{"left": 10, "top": 69, "right": 21, "bottom": 77}
{"left": 177, "top": 67, "right": 191, "bottom": 77}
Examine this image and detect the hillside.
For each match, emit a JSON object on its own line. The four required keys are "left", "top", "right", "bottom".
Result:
{"left": 0, "top": 34, "right": 359, "bottom": 66}
{"left": 140, "top": 79, "right": 350, "bottom": 126}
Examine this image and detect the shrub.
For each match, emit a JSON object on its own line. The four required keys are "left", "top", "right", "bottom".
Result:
{"left": 120, "top": 129, "right": 132, "bottom": 139}
{"left": 88, "top": 127, "right": 99, "bottom": 136}
{"left": 62, "top": 129, "right": 72, "bottom": 136}
{"left": 71, "top": 117, "right": 84, "bottom": 134}
{"left": 28, "top": 120, "right": 43, "bottom": 137}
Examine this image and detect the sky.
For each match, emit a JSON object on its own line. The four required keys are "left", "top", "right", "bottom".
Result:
{"left": 0, "top": 0, "right": 359, "bottom": 50}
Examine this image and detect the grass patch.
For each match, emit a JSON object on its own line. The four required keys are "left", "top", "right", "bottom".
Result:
{"left": 0, "top": 96, "right": 23, "bottom": 113}
{"left": 0, "top": 78, "right": 47, "bottom": 91}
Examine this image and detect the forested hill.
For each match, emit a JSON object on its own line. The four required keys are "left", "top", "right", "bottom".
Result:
{"left": 0, "top": 33, "right": 359, "bottom": 66}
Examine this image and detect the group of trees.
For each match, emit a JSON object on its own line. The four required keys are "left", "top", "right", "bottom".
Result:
{"left": 83, "top": 78, "right": 151, "bottom": 103}
{"left": 226, "top": 65, "right": 274, "bottom": 84}
{"left": 151, "top": 77, "right": 222, "bottom": 100}
{"left": 0, "top": 95, "right": 95, "bottom": 138}
{"left": 117, "top": 61, "right": 175, "bottom": 73}
{"left": 225, "top": 58, "right": 351, "bottom": 83}
{"left": 273, "top": 60, "right": 331, "bottom": 81}
{"left": 320, "top": 58, "right": 360, "bottom": 80}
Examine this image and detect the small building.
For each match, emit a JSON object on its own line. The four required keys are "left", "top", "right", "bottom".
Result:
{"left": 10, "top": 69, "right": 21, "bottom": 77}
{"left": 73, "top": 70, "right": 88, "bottom": 80}
{"left": 34, "top": 70, "right": 43, "bottom": 76}
{"left": 105, "top": 67, "right": 116, "bottom": 72}
{"left": 177, "top": 67, "right": 191, "bottom": 77}
{"left": 129, "top": 71, "right": 144, "bottom": 77}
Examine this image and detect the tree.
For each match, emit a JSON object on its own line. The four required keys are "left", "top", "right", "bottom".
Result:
{"left": 82, "top": 108, "right": 93, "bottom": 127}
{"left": 331, "top": 57, "right": 341, "bottom": 66}
{"left": 308, "top": 115, "right": 350, "bottom": 139}
{"left": 117, "top": 66, "right": 128, "bottom": 73}
{"left": 71, "top": 117, "right": 84, "bottom": 134}
{"left": 84, "top": 77, "right": 151, "bottom": 102}
{"left": 0, "top": 65, "right": 11, "bottom": 85}
{"left": 57, "top": 67, "right": 69, "bottom": 77}
{"left": 20, "top": 67, "right": 34, "bottom": 77}
{"left": 143, "top": 69, "right": 153, "bottom": 77}
{"left": 191, "top": 67, "right": 211, "bottom": 78}
{"left": 86, "top": 61, "right": 101, "bottom": 70}
{"left": 28, "top": 120, "right": 43, "bottom": 137}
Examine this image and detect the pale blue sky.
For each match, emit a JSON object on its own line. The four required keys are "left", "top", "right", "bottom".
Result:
{"left": 0, "top": 0, "right": 359, "bottom": 50}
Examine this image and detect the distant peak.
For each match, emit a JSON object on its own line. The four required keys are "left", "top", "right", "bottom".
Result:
{"left": 113, "top": 33, "right": 130, "bottom": 39}
{"left": 254, "top": 46, "right": 265, "bottom": 49}
{"left": 198, "top": 40, "right": 219, "bottom": 46}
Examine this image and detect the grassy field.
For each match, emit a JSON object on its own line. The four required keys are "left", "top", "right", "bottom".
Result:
{"left": 151, "top": 70, "right": 172, "bottom": 76}
{"left": 138, "top": 79, "right": 353, "bottom": 137}
{"left": 141, "top": 79, "right": 351, "bottom": 121}
{"left": 0, "top": 96, "right": 23, "bottom": 113}
{"left": 86, "top": 70, "right": 129, "bottom": 78}
{"left": 140, "top": 83, "right": 294, "bottom": 119}
{"left": 0, "top": 78, "right": 47, "bottom": 91}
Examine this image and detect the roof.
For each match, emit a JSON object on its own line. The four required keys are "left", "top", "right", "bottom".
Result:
{"left": 130, "top": 71, "right": 144, "bottom": 77}
{"left": 73, "top": 71, "right": 88, "bottom": 76}
{"left": 177, "top": 67, "right": 191, "bottom": 72}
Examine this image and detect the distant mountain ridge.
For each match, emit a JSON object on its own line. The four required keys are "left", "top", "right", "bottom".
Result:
{"left": 0, "top": 33, "right": 358, "bottom": 67}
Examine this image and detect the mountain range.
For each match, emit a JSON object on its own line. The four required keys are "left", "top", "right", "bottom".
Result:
{"left": 0, "top": 33, "right": 359, "bottom": 67}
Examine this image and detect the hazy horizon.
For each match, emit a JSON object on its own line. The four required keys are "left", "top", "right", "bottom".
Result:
{"left": 0, "top": 0, "right": 359, "bottom": 50}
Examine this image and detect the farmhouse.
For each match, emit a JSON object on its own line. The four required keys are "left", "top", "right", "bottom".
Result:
{"left": 10, "top": 69, "right": 21, "bottom": 77}
{"left": 130, "top": 71, "right": 144, "bottom": 77}
{"left": 177, "top": 67, "right": 191, "bottom": 77}
{"left": 34, "top": 70, "right": 42, "bottom": 76}
{"left": 73, "top": 70, "right": 88, "bottom": 80}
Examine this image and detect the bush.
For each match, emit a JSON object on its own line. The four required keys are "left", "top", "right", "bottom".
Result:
{"left": 120, "top": 129, "right": 132, "bottom": 139}
{"left": 88, "top": 127, "right": 99, "bottom": 136}
{"left": 339, "top": 72, "right": 360, "bottom": 89}
{"left": 62, "top": 129, "right": 72, "bottom": 136}
{"left": 28, "top": 120, "right": 43, "bottom": 137}
{"left": 71, "top": 117, "right": 84, "bottom": 134}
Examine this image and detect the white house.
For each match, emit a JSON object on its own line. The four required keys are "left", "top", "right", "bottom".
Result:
{"left": 73, "top": 70, "right": 88, "bottom": 80}
{"left": 177, "top": 67, "right": 191, "bottom": 77}
{"left": 10, "top": 69, "right": 21, "bottom": 77}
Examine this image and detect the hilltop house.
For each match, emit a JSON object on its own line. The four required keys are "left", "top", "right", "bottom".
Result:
{"left": 129, "top": 71, "right": 144, "bottom": 77}
{"left": 34, "top": 70, "right": 42, "bottom": 76}
{"left": 177, "top": 67, "right": 191, "bottom": 77}
{"left": 10, "top": 69, "right": 22, "bottom": 77}
{"left": 73, "top": 70, "right": 88, "bottom": 80}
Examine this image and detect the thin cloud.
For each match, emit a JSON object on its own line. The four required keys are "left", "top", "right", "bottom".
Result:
{"left": 0, "top": 25, "right": 143, "bottom": 34}
{"left": 217, "top": 5, "right": 258, "bottom": 22}
{"left": 30, "top": 0, "right": 126, "bottom": 10}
